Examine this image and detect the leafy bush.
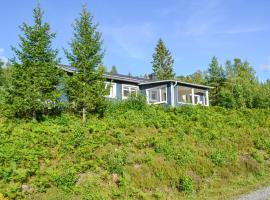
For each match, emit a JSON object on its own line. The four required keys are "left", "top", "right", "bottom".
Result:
{"left": 178, "top": 175, "right": 194, "bottom": 194}
{"left": 210, "top": 150, "right": 227, "bottom": 167}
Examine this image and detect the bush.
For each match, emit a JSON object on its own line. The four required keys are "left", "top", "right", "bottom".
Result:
{"left": 178, "top": 175, "right": 194, "bottom": 194}
{"left": 210, "top": 150, "right": 227, "bottom": 167}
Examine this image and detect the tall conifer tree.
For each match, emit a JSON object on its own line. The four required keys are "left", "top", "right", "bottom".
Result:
{"left": 152, "top": 39, "right": 175, "bottom": 80}
{"left": 65, "top": 5, "right": 107, "bottom": 122}
{"left": 110, "top": 65, "right": 118, "bottom": 74}
{"left": 6, "top": 5, "right": 61, "bottom": 119}
{"left": 206, "top": 56, "right": 225, "bottom": 105}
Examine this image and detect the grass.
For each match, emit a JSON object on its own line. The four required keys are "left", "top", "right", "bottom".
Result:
{"left": 1, "top": 101, "right": 270, "bottom": 199}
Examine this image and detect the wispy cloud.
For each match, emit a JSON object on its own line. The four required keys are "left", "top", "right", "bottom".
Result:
{"left": 181, "top": 0, "right": 224, "bottom": 37}
{"left": 103, "top": 23, "right": 157, "bottom": 59}
{"left": 177, "top": 0, "right": 268, "bottom": 38}
{"left": 0, "top": 48, "right": 8, "bottom": 65}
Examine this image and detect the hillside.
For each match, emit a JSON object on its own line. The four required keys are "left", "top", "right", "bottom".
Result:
{"left": 1, "top": 104, "right": 270, "bottom": 199}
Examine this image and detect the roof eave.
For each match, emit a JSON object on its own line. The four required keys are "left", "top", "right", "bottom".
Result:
{"left": 139, "top": 80, "right": 213, "bottom": 89}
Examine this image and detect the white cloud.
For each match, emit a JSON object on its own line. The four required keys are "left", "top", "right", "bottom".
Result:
{"left": 0, "top": 48, "right": 8, "bottom": 65}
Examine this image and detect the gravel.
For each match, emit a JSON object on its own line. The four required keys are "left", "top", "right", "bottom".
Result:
{"left": 236, "top": 186, "right": 270, "bottom": 200}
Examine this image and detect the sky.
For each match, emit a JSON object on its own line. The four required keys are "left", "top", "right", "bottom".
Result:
{"left": 0, "top": 0, "right": 270, "bottom": 82}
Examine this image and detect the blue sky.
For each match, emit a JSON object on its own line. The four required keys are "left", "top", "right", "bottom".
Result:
{"left": 0, "top": 0, "right": 270, "bottom": 81}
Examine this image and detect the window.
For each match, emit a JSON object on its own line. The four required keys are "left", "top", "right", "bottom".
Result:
{"left": 150, "top": 89, "right": 159, "bottom": 101}
{"left": 148, "top": 86, "right": 167, "bottom": 104}
{"left": 177, "top": 86, "right": 208, "bottom": 105}
{"left": 178, "top": 86, "right": 192, "bottom": 104}
{"left": 161, "top": 87, "right": 167, "bottom": 102}
{"left": 194, "top": 89, "right": 207, "bottom": 105}
{"left": 122, "top": 85, "right": 139, "bottom": 99}
{"left": 105, "top": 82, "right": 116, "bottom": 98}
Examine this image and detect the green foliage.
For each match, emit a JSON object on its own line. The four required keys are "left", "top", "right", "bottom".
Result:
{"left": 152, "top": 38, "right": 175, "bottom": 80}
{"left": 178, "top": 175, "right": 194, "bottom": 194}
{"left": 177, "top": 70, "right": 207, "bottom": 85}
{"left": 220, "top": 58, "right": 259, "bottom": 108}
{"left": 0, "top": 59, "right": 4, "bottom": 87}
{"left": 103, "top": 149, "right": 127, "bottom": 175}
{"left": 210, "top": 150, "right": 227, "bottom": 167}
{"left": 65, "top": 5, "right": 107, "bottom": 122}
{"left": 4, "top": 6, "right": 62, "bottom": 119}
{"left": 1, "top": 106, "right": 270, "bottom": 199}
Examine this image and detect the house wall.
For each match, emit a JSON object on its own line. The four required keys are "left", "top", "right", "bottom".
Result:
{"left": 106, "top": 78, "right": 139, "bottom": 100}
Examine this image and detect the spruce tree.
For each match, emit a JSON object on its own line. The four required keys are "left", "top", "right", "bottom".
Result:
{"left": 110, "top": 65, "right": 118, "bottom": 74}
{"left": 206, "top": 56, "right": 225, "bottom": 105}
{"left": 152, "top": 39, "right": 175, "bottom": 80}
{"left": 65, "top": 5, "right": 107, "bottom": 122}
{"left": 6, "top": 6, "right": 62, "bottom": 119}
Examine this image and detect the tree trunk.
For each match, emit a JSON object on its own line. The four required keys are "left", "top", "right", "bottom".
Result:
{"left": 82, "top": 107, "right": 86, "bottom": 123}
{"left": 33, "top": 111, "right": 36, "bottom": 121}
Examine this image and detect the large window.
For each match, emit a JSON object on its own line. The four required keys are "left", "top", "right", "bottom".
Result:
{"left": 148, "top": 86, "right": 167, "bottom": 104}
{"left": 194, "top": 88, "right": 207, "bottom": 105}
{"left": 122, "top": 85, "right": 139, "bottom": 99}
{"left": 178, "top": 86, "right": 208, "bottom": 105}
{"left": 178, "top": 86, "right": 192, "bottom": 104}
{"left": 105, "top": 82, "right": 116, "bottom": 98}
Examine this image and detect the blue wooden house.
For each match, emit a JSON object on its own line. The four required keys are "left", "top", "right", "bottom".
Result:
{"left": 60, "top": 64, "right": 212, "bottom": 107}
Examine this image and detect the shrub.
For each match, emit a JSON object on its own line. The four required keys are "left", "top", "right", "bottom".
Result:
{"left": 178, "top": 175, "right": 194, "bottom": 194}
{"left": 251, "top": 149, "right": 264, "bottom": 163}
{"left": 103, "top": 149, "right": 127, "bottom": 175}
{"left": 210, "top": 150, "right": 227, "bottom": 167}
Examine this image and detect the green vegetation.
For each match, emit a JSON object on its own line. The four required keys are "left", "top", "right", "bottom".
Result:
{"left": 1, "top": 100, "right": 270, "bottom": 199}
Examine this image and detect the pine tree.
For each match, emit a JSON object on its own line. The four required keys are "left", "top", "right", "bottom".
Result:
{"left": 110, "top": 65, "right": 118, "bottom": 74}
{"left": 5, "top": 5, "right": 62, "bottom": 119}
{"left": 65, "top": 5, "right": 107, "bottom": 122}
{"left": 206, "top": 56, "right": 225, "bottom": 105}
{"left": 152, "top": 39, "right": 175, "bottom": 80}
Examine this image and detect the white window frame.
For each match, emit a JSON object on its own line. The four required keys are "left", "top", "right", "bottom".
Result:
{"left": 177, "top": 86, "right": 193, "bottom": 105}
{"left": 146, "top": 86, "right": 167, "bottom": 104}
{"left": 105, "top": 82, "right": 117, "bottom": 98}
{"left": 177, "top": 86, "right": 208, "bottom": 106}
{"left": 122, "top": 84, "right": 139, "bottom": 99}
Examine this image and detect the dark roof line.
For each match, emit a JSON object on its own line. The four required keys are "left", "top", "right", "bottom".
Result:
{"left": 58, "top": 64, "right": 213, "bottom": 89}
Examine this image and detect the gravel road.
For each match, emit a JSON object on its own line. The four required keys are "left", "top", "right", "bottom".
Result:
{"left": 236, "top": 186, "right": 270, "bottom": 200}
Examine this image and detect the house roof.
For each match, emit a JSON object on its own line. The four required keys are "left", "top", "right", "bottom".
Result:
{"left": 104, "top": 72, "right": 151, "bottom": 84}
{"left": 59, "top": 64, "right": 78, "bottom": 73}
{"left": 58, "top": 64, "right": 213, "bottom": 89}
{"left": 139, "top": 80, "right": 213, "bottom": 89}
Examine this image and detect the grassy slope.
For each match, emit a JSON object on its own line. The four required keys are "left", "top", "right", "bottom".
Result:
{"left": 1, "top": 105, "right": 270, "bottom": 199}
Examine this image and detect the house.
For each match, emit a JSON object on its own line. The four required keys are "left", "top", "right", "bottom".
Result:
{"left": 59, "top": 64, "right": 212, "bottom": 106}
